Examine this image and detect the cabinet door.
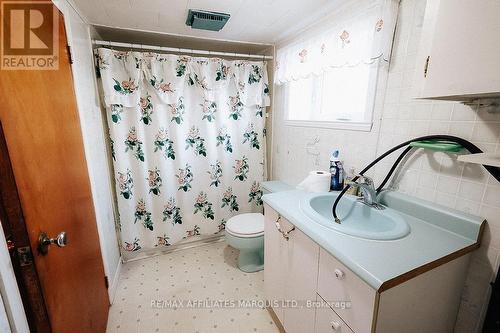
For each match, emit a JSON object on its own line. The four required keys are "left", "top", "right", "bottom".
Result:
{"left": 283, "top": 223, "right": 319, "bottom": 333}
{"left": 416, "top": 0, "right": 500, "bottom": 99}
{"left": 264, "top": 205, "right": 288, "bottom": 323}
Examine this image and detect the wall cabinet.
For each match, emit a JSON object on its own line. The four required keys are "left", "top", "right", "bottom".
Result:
{"left": 414, "top": 0, "right": 500, "bottom": 101}
{"left": 264, "top": 205, "right": 472, "bottom": 332}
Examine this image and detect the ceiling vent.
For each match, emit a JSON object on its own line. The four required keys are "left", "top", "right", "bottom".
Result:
{"left": 185, "top": 9, "right": 230, "bottom": 31}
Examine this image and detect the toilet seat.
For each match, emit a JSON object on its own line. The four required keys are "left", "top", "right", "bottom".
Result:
{"left": 225, "top": 213, "right": 264, "bottom": 238}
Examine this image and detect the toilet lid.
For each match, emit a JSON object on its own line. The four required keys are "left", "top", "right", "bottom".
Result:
{"left": 226, "top": 213, "right": 264, "bottom": 237}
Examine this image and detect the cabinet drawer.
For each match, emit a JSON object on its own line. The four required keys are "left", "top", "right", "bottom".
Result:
{"left": 317, "top": 248, "right": 376, "bottom": 333}
{"left": 315, "top": 294, "right": 354, "bottom": 333}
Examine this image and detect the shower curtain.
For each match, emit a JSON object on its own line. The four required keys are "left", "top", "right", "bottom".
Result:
{"left": 95, "top": 48, "right": 270, "bottom": 256}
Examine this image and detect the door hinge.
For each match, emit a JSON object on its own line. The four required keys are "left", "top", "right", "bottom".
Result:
{"left": 17, "top": 246, "right": 33, "bottom": 266}
{"left": 66, "top": 45, "right": 73, "bottom": 64}
{"left": 104, "top": 276, "right": 109, "bottom": 289}
{"left": 424, "top": 56, "right": 430, "bottom": 78}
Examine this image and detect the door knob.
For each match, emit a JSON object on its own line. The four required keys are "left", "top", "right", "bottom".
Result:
{"left": 38, "top": 231, "right": 67, "bottom": 255}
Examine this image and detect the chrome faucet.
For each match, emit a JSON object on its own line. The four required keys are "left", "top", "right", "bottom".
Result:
{"left": 348, "top": 175, "right": 385, "bottom": 210}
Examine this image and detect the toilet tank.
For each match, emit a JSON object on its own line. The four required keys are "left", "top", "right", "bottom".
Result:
{"left": 261, "top": 181, "right": 294, "bottom": 195}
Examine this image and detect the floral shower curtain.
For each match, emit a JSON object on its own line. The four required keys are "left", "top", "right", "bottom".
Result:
{"left": 95, "top": 48, "right": 270, "bottom": 258}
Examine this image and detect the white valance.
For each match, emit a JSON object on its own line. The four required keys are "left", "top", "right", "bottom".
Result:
{"left": 275, "top": 0, "right": 400, "bottom": 85}
{"left": 95, "top": 48, "right": 270, "bottom": 108}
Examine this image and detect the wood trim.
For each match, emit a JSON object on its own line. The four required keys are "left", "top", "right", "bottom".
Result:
{"left": 266, "top": 306, "right": 286, "bottom": 333}
{"left": 0, "top": 122, "right": 51, "bottom": 333}
{"left": 378, "top": 220, "right": 485, "bottom": 292}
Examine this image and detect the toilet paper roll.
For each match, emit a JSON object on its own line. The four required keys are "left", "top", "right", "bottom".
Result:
{"left": 296, "top": 170, "right": 331, "bottom": 193}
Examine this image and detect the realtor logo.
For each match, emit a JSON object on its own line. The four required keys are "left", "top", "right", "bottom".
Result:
{"left": 1, "top": 1, "right": 59, "bottom": 70}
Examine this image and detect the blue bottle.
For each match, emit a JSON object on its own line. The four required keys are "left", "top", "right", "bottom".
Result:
{"left": 330, "top": 150, "right": 344, "bottom": 191}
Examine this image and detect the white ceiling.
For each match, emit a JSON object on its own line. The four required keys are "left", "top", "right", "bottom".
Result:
{"left": 71, "top": 0, "right": 345, "bottom": 44}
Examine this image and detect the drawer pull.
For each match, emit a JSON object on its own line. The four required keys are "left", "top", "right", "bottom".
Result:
{"left": 274, "top": 215, "right": 295, "bottom": 241}
{"left": 334, "top": 268, "right": 345, "bottom": 279}
{"left": 331, "top": 320, "right": 341, "bottom": 330}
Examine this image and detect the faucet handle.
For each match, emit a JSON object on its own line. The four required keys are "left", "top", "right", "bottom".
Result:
{"left": 346, "top": 175, "right": 364, "bottom": 186}
{"left": 353, "top": 174, "right": 373, "bottom": 186}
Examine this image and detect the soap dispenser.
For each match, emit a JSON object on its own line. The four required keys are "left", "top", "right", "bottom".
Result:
{"left": 329, "top": 150, "right": 344, "bottom": 191}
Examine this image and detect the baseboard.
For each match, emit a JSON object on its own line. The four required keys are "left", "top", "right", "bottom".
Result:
{"left": 108, "top": 257, "right": 122, "bottom": 304}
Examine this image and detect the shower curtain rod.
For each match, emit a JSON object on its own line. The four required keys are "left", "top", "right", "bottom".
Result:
{"left": 92, "top": 40, "right": 274, "bottom": 60}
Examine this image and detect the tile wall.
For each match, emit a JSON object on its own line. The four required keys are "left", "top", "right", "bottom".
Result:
{"left": 270, "top": 0, "right": 500, "bottom": 331}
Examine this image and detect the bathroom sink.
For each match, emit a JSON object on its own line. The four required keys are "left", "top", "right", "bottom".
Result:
{"left": 300, "top": 193, "right": 410, "bottom": 240}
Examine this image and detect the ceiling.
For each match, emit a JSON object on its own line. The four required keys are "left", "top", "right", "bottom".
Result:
{"left": 71, "top": 0, "right": 344, "bottom": 44}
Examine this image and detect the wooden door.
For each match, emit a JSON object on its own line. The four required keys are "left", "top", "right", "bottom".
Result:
{"left": 0, "top": 4, "right": 110, "bottom": 333}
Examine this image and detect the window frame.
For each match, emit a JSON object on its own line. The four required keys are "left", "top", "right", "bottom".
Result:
{"left": 283, "top": 60, "right": 381, "bottom": 132}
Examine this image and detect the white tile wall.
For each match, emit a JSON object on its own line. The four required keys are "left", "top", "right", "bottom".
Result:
{"left": 271, "top": 0, "right": 500, "bottom": 331}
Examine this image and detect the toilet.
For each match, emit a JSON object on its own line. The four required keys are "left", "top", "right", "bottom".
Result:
{"left": 225, "top": 181, "right": 293, "bottom": 272}
{"left": 225, "top": 213, "right": 265, "bottom": 272}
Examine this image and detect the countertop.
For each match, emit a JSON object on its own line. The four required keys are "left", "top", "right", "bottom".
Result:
{"left": 262, "top": 187, "right": 484, "bottom": 291}
{"left": 261, "top": 180, "right": 295, "bottom": 193}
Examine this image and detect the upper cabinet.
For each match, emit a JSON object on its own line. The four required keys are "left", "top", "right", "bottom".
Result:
{"left": 414, "top": 0, "right": 500, "bottom": 101}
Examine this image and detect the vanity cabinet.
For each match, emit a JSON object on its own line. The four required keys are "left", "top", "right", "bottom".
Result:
{"left": 264, "top": 204, "right": 472, "bottom": 333}
{"left": 414, "top": 0, "right": 500, "bottom": 100}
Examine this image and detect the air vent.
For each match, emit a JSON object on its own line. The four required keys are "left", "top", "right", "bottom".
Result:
{"left": 185, "top": 9, "right": 230, "bottom": 31}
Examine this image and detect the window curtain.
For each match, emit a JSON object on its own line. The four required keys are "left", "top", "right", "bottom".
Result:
{"left": 95, "top": 48, "right": 270, "bottom": 258}
{"left": 274, "top": 0, "right": 400, "bottom": 85}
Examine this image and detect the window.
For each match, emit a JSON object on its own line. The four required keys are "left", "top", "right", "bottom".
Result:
{"left": 274, "top": 0, "right": 400, "bottom": 131}
{"left": 284, "top": 62, "right": 379, "bottom": 131}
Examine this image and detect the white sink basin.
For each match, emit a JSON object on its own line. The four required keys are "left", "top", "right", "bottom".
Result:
{"left": 300, "top": 193, "right": 410, "bottom": 240}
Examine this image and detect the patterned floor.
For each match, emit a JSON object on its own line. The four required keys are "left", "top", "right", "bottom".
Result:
{"left": 106, "top": 241, "right": 279, "bottom": 333}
